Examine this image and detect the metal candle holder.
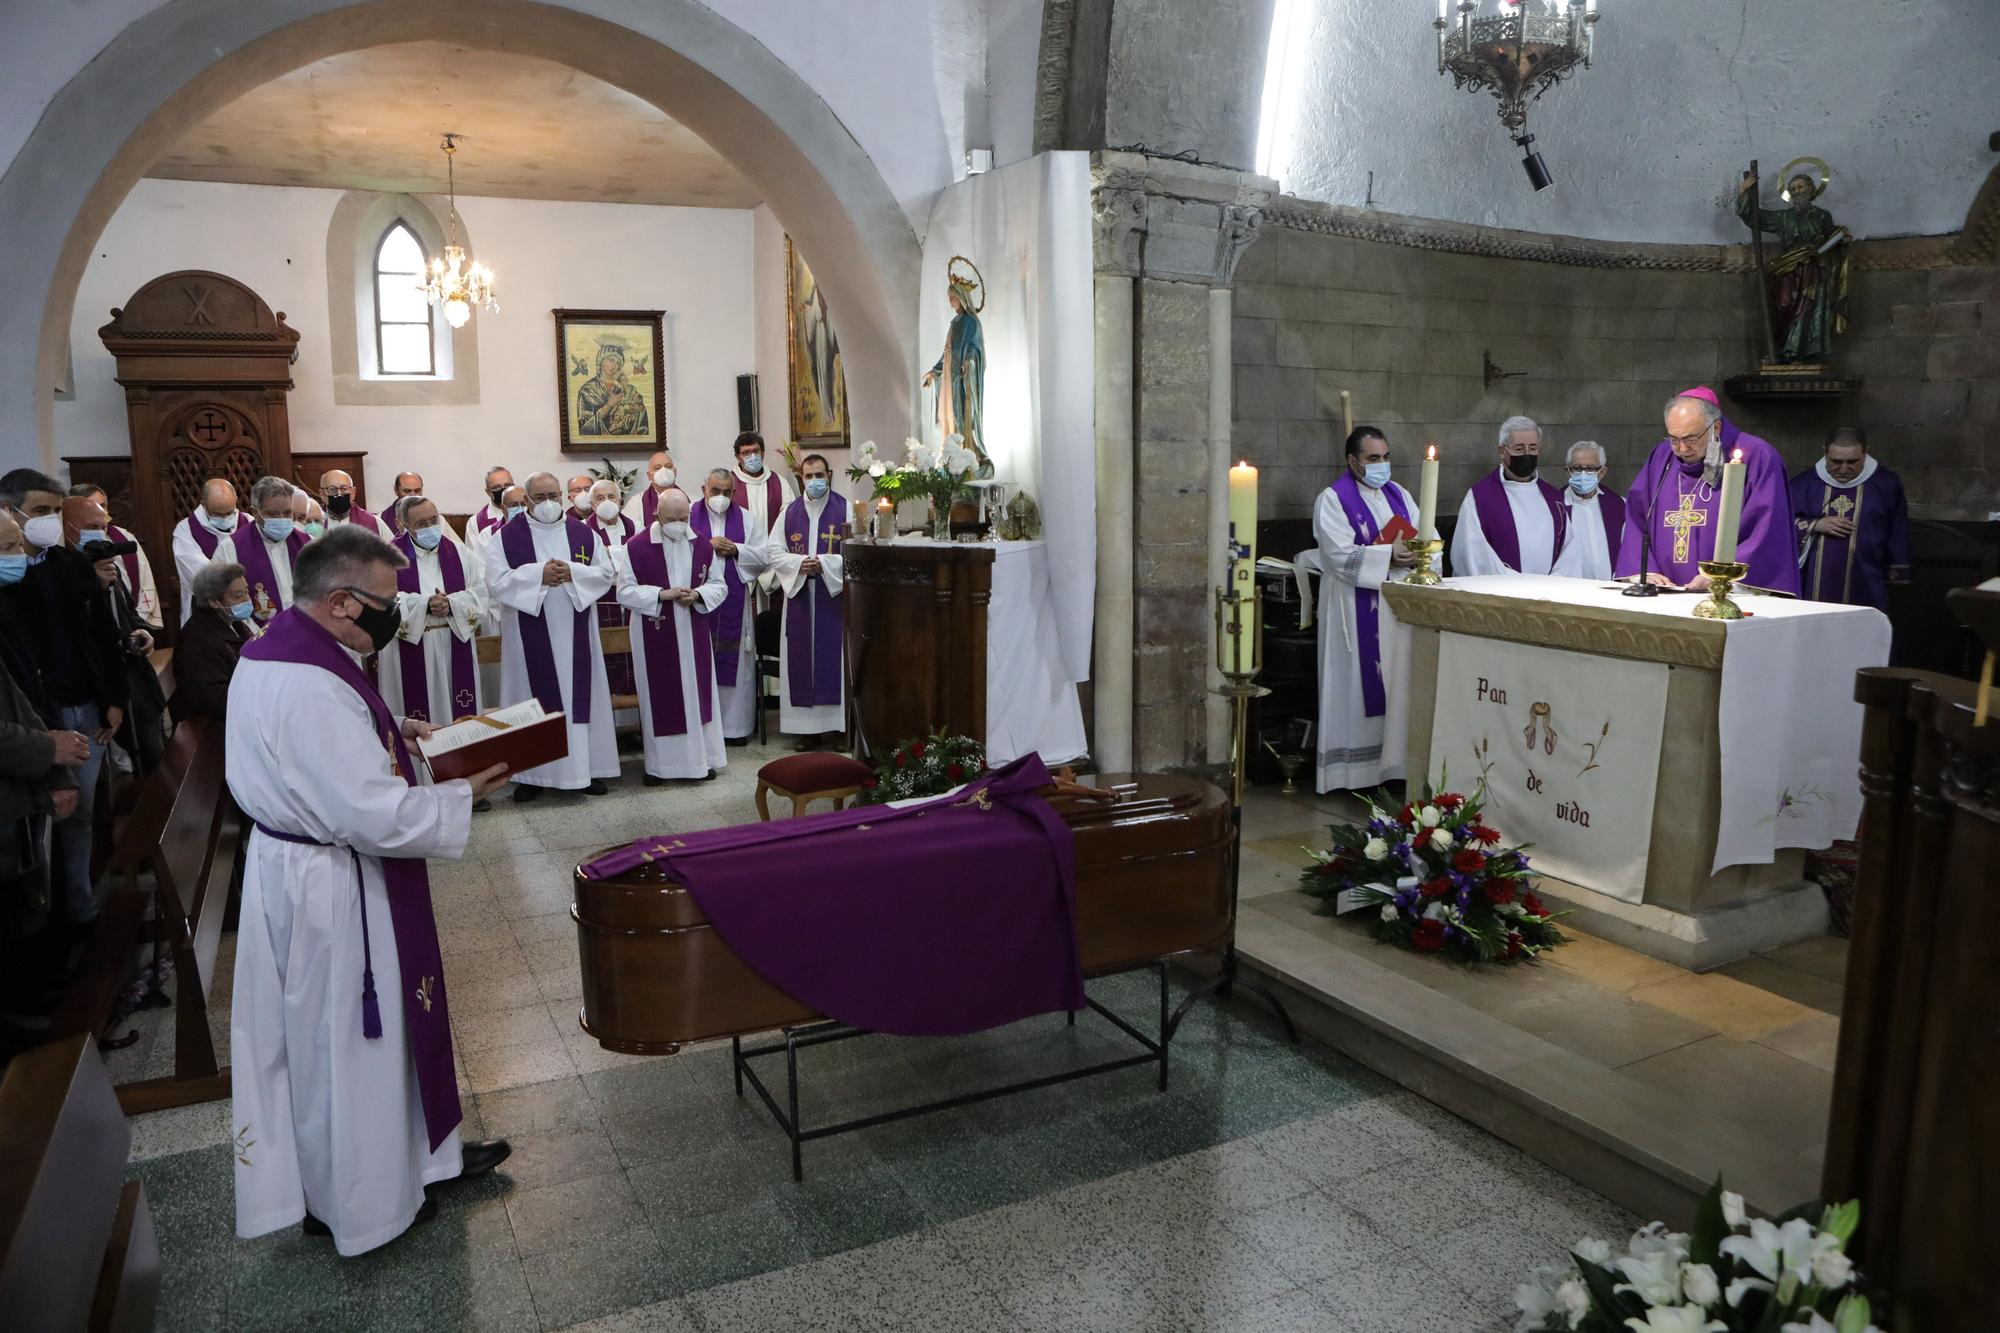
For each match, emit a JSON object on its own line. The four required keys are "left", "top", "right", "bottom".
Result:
{"left": 1402, "top": 536, "right": 1445, "bottom": 587}
{"left": 1691, "top": 560, "right": 1750, "bottom": 620}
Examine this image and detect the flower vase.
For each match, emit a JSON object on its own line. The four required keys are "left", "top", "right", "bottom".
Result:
{"left": 930, "top": 498, "right": 952, "bottom": 542}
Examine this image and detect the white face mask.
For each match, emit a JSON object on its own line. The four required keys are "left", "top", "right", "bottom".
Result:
{"left": 570, "top": 493, "right": 591, "bottom": 514}
{"left": 659, "top": 519, "right": 691, "bottom": 543}
{"left": 594, "top": 498, "right": 621, "bottom": 523}
{"left": 531, "top": 499, "right": 564, "bottom": 524}
{"left": 21, "top": 512, "right": 64, "bottom": 550}
{"left": 652, "top": 466, "right": 676, "bottom": 489}
{"left": 705, "top": 494, "right": 732, "bottom": 516}
{"left": 204, "top": 509, "right": 239, "bottom": 533}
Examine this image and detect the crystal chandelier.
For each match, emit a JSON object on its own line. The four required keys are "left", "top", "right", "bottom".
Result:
{"left": 421, "top": 134, "right": 498, "bottom": 328}
{"left": 1433, "top": 1, "right": 1601, "bottom": 190}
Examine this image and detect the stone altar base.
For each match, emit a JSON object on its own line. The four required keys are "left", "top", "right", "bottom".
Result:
{"left": 1526, "top": 867, "right": 1828, "bottom": 974}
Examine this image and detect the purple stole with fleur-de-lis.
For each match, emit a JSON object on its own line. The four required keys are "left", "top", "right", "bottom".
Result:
{"left": 391, "top": 531, "right": 478, "bottom": 723}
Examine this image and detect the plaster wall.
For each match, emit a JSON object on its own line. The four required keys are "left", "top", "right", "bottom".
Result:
{"left": 1266, "top": 0, "right": 1998, "bottom": 244}
{"left": 1104, "top": 0, "right": 1275, "bottom": 169}
{"left": 58, "top": 179, "right": 764, "bottom": 514}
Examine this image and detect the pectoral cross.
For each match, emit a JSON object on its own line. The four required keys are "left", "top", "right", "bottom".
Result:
{"left": 1664, "top": 494, "right": 1707, "bottom": 564}
{"left": 1828, "top": 494, "right": 1855, "bottom": 519}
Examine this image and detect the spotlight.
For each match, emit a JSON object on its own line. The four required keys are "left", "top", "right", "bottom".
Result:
{"left": 1515, "top": 133, "right": 1553, "bottom": 192}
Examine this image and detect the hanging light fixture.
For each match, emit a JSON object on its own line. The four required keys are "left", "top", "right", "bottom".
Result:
{"left": 420, "top": 133, "right": 498, "bottom": 327}
{"left": 1433, "top": 1, "right": 1601, "bottom": 190}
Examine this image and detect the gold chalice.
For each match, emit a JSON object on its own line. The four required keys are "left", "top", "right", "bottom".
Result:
{"left": 1402, "top": 537, "right": 1444, "bottom": 587}
{"left": 1261, "top": 739, "right": 1309, "bottom": 795}
{"left": 1691, "top": 560, "right": 1750, "bottom": 620}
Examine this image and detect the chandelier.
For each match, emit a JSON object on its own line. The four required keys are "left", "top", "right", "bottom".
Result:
{"left": 1433, "top": 1, "right": 1600, "bottom": 190}
{"left": 421, "top": 134, "right": 498, "bottom": 328}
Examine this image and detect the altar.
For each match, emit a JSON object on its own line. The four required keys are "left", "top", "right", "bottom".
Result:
{"left": 1381, "top": 574, "right": 1891, "bottom": 969}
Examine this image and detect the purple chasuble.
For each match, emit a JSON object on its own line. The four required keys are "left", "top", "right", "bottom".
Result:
{"left": 782, "top": 493, "right": 849, "bottom": 707}
{"left": 183, "top": 513, "right": 222, "bottom": 559}
{"left": 105, "top": 524, "right": 143, "bottom": 601}
{"left": 1330, "top": 472, "right": 1412, "bottom": 719}
{"left": 1788, "top": 466, "right": 1910, "bottom": 614}
{"left": 625, "top": 531, "right": 715, "bottom": 736}
{"left": 240, "top": 609, "right": 461, "bottom": 1151}
{"left": 1615, "top": 422, "right": 1801, "bottom": 595}
{"left": 230, "top": 523, "right": 311, "bottom": 620}
{"left": 580, "top": 755, "right": 1086, "bottom": 1036}
{"left": 690, "top": 502, "right": 748, "bottom": 687}
{"left": 1469, "top": 471, "right": 1570, "bottom": 573}
{"left": 391, "top": 531, "right": 478, "bottom": 723}
{"left": 499, "top": 515, "right": 597, "bottom": 724}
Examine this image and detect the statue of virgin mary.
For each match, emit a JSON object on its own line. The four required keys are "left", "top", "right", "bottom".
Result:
{"left": 922, "top": 257, "right": 992, "bottom": 477}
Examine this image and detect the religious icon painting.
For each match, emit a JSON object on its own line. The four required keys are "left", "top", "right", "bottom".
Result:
{"left": 785, "top": 236, "right": 850, "bottom": 449}
{"left": 554, "top": 309, "right": 666, "bottom": 455}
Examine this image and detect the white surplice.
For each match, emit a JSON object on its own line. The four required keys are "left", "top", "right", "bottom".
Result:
{"left": 226, "top": 656, "right": 473, "bottom": 1257}
{"left": 378, "top": 542, "right": 486, "bottom": 726}
{"left": 1563, "top": 491, "right": 1616, "bottom": 581}
{"left": 617, "top": 528, "right": 728, "bottom": 778}
{"left": 172, "top": 511, "right": 233, "bottom": 624}
{"left": 764, "top": 497, "right": 846, "bottom": 736}
{"left": 484, "top": 517, "right": 619, "bottom": 790}
{"left": 1313, "top": 480, "right": 1418, "bottom": 793}
{"left": 733, "top": 467, "right": 794, "bottom": 608}
{"left": 1450, "top": 471, "right": 1585, "bottom": 577}
{"left": 710, "top": 511, "right": 771, "bottom": 739}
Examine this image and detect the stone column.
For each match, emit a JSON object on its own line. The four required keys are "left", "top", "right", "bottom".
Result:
{"left": 1091, "top": 151, "right": 1269, "bottom": 773}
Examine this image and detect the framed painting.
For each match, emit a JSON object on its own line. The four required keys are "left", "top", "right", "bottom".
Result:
{"left": 554, "top": 308, "right": 665, "bottom": 454}
{"left": 785, "top": 237, "right": 849, "bottom": 449}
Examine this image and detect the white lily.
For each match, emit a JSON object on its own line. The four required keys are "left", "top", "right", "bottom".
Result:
{"left": 1555, "top": 1279, "right": 1589, "bottom": 1327}
{"left": 1720, "top": 1190, "right": 1746, "bottom": 1228}
{"left": 1512, "top": 1267, "right": 1563, "bottom": 1329}
{"left": 1362, "top": 836, "right": 1389, "bottom": 861}
{"left": 1810, "top": 1247, "right": 1853, "bottom": 1290}
{"left": 1679, "top": 1262, "right": 1720, "bottom": 1307}
{"left": 1779, "top": 1315, "right": 1837, "bottom": 1333}
{"left": 868, "top": 462, "right": 886, "bottom": 478}
{"left": 1614, "top": 1246, "right": 1684, "bottom": 1307}
{"left": 1573, "top": 1237, "right": 1614, "bottom": 1267}
{"left": 1624, "top": 1308, "right": 1725, "bottom": 1333}
{"left": 1422, "top": 901, "right": 1448, "bottom": 921}
{"left": 1719, "top": 1217, "right": 1833, "bottom": 1296}
{"left": 1627, "top": 1223, "right": 1691, "bottom": 1265}
{"left": 1379, "top": 903, "right": 1399, "bottom": 923}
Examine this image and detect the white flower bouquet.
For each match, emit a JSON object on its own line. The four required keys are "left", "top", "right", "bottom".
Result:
{"left": 846, "top": 435, "right": 979, "bottom": 537}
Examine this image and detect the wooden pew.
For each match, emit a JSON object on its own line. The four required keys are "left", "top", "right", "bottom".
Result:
{"left": 0, "top": 1034, "right": 162, "bottom": 1332}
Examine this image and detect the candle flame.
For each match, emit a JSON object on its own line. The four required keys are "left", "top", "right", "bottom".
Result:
{"left": 1731, "top": 447, "right": 1743, "bottom": 463}
{"left": 1426, "top": 443, "right": 1437, "bottom": 461}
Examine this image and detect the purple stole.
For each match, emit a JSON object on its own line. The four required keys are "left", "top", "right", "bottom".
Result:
{"left": 230, "top": 523, "right": 311, "bottom": 619}
{"left": 499, "top": 515, "right": 596, "bottom": 724}
{"left": 782, "top": 493, "right": 848, "bottom": 707}
{"left": 1469, "top": 471, "right": 1570, "bottom": 573}
{"left": 733, "top": 470, "right": 782, "bottom": 521}
{"left": 472, "top": 505, "right": 503, "bottom": 535}
{"left": 1594, "top": 489, "right": 1627, "bottom": 554}
{"left": 690, "top": 502, "right": 748, "bottom": 687}
{"left": 240, "top": 609, "right": 460, "bottom": 1151}
{"left": 586, "top": 514, "right": 636, "bottom": 608}
{"left": 1329, "top": 473, "right": 1413, "bottom": 720}
{"left": 625, "top": 531, "right": 715, "bottom": 736}
{"left": 588, "top": 515, "right": 636, "bottom": 695}
{"left": 390, "top": 532, "right": 477, "bottom": 724}
{"left": 380, "top": 504, "right": 403, "bottom": 535}
{"left": 105, "top": 524, "right": 142, "bottom": 602}
{"left": 638, "top": 485, "right": 690, "bottom": 530}
{"left": 183, "top": 513, "right": 222, "bottom": 558}
{"left": 338, "top": 508, "right": 382, "bottom": 536}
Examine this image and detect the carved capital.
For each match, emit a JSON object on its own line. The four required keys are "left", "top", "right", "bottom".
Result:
{"left": 1216, "top": 205, "right": 1264, "bottom": 286}
{"left": 1092, "top": 186, "right": 1148, "bottom": 277}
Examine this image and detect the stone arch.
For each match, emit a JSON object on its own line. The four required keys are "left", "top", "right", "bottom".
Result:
{"left": 1, "top": 0, "right": 919, "bottom": 471}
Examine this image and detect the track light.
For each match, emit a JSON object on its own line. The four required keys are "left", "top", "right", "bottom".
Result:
{"left": 1515, "top": 133, "right": 1553, "bottom": 192}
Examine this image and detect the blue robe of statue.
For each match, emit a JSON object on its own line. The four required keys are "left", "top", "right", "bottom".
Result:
{"left": 1788, "top": 459, "right": 1911, "bottom": 614}
{"left": 929, "top": 310, "right": 985, "bottom": 461}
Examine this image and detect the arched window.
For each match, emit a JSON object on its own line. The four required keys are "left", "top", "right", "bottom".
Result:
{"left": 373, "top": 221, "right": 435, "bottom": 375}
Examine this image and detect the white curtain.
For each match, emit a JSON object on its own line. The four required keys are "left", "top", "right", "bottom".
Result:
{"left": 919, "top": 152, "right": 1096, "bottom": 683}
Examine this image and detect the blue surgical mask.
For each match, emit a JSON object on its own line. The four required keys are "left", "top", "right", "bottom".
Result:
{"left": 227, "top": 599, "right": 255, "bottom": 621}
{"left": 76, "top": 529, "right": 109, "bottom": 547}
{"left": 506, "top": 505, "right": 527, "bottom": 522}
{"left": 804, "top": 477, "right": 829, "bottom": 500}
{"left": 1568, "top": 472, "right": 1601, "bottom": 498}
{"left": 1362, "top": 462, "right": 1392, "bottom": 489}
{"left": 411, "top": 524, "right": 444, "bottom": 551}
{"left": 261, "top": 517, "right": 295, "bottom": 542}
{"left": 205, "top": 510, "right": 238, "bottom": 534}
{"left": 0, "top": 554, "right": 27, "bottom": 586}
{"left": 742, "top": 454, "right": 764, "bottom": 475}
{"left": 302, "top": 522, "right": 325, "bottom": 540}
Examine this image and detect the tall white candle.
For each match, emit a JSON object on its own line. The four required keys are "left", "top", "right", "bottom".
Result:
{"left": 1713, "top": 447, "right": 1746, "bottom": 564}
{"left": 1227, "top": 461, "right": 1258, "bottom": 673}
{"left": 1418, "top": 443, "right": 1441, "bottom": 541}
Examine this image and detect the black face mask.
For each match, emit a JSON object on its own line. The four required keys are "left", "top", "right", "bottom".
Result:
{"left": 346, "top": 594, "right": 401, "bottom": 654}
{"left": 1505, "top": 455, "right": 1540, "bottom": 480}
{"left": 490, "top": 485, "right": 509, "bottom": 507}
{"left": 326, "top": 493, "right": 353, "bottom": 517}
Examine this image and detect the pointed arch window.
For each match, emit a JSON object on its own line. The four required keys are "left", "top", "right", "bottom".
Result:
{"left": 373, "top": 221, "right": 435, "bottom": 375}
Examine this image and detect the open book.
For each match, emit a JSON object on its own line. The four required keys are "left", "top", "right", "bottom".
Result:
{"left": 418, "top": 700, "right": 569, "bottom": 783}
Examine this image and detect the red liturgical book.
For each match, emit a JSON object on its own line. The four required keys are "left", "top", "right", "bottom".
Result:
{"left": 418, "top": 701, "right": 570, "bottom": 783}
{"left": 1375, "top": 515, "right": 1418, "bottom": 546}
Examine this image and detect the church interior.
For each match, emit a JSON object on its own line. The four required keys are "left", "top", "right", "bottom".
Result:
{"left": 0, "top": 2, "right": 1995, "bottom": 1330}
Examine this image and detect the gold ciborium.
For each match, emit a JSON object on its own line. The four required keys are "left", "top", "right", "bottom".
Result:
{"left": 1690, "top": 560, "right": 1750, "bottom": 620}
{"left": 1402, "top": 536, "right": 1444, "bottom": 587}
{"left": 1261, "top": 739, "right": 1308, "bottom": 795}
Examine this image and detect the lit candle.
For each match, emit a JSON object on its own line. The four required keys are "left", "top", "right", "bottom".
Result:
{"left": 876, "top": 496, "right": 894, "bottom": 538}
{"left": 1418, "top": 443, "right": 1441, "bottom": 541}
{"left": 1340, "top": 389, "right": 1353, "bottom": 440}
{"left": 1713, "top": 447, "right": 1746, "bottom": 564}
{"left": 1227, "top": 461, "right": 1258, "bottom": 672}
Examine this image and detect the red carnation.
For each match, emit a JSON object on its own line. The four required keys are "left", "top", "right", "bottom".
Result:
{"left": 863, "top": 777, "right": 878, "bottom": 788}
{"left": 1418, "top": 876, "right": 1451, "bottom": 900}
{"left": 1396, "top": 803, "right": 1416, "bottom": 827}
{"left": 1504, "top": 931, "right": 1524, "bottom": 959}
{"left": 894, "top": 751, "right": 908, "bottom": 768}
{"left": 912, "top": 741, "right": 927, "bottom": 758}
{"left": 1452, "top": 848, "right": 1485, "bottom": 874}
{"left": 1522, "top": 891, "right": 1548, "bottom": 918}
{"left": 1481, "top": 877, "right": 1516, "bottom": 906}
{"left": 1411, "top": 919, "right": 1446, "bottom": 952}
{"left": 947, "top": 762, "right": 964, "bottom": 780}
{"left": 1471, "top": 824, "right": 1502, "bottom": 846}
{"left": 1436, "top": 793, "right": 1464, "bottom": 811}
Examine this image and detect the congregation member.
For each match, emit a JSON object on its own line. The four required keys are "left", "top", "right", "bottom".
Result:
{"left": 226, "top": 525, "right": 511, "bottom": 1257}
{"left": 1450, "top": 415, "right": 1580, "bottom": 577}
{"left": 468, "top": 466, "right": 515, "bottom": 536}
{"left": 765, "top": 454, "right": 847, "bottom": 747}
{"left": 170, "top": 561, "right": 257, "bottom": 724}
{"left": 618, "top": 489, "right": 727, "bottom": 783}
{"left": 1560, "top": 441, "right": 1626, "bottom": 582}
{"left": 485, "top": 473, "right": 618, "bottom": 800}
{"left": 379, "top": 472, "right": 426, "bottom": 535}
{"left": 320, "top": 469, "right": 381, "bottom": 535}
{"left": 585, "top": 480, "right": 638, "bottom": 699}
{"left": 1617, "top": 387, "right": 1800, "bottom": 595}
{"left": 567, "top": 474, "right": 596, "bottom": 519}
{"left": 693, "top": 467, "right": 769, "bottom": 744}
{"left": 0, "top": 470, "right": 129, "bottom": 934}
{"left": 380, "top": 497, "right": 483, "bottom": 727}
{"left": 76, "top": 501, "right": 167, "bottom": 776}
{"left": 1312, "top": 427, "right": 1419, "bottom": 794}
{"left": 624, "top": 449, "right": 689, "bottom": 529}
{"left": 1790, "top": 426, "right": 1911, "bottom": 614}
{"left": 233, "top": 475, "right": 312, "bottom": 621}
{"left": 68, "top": 483, "right": 161, "bottom": 623}
{"left": 174, "top": 478, "right": 240, "bottom": 624}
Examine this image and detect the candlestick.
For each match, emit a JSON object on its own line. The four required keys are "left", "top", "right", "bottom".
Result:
{"left": 1713, "top": 447, "right": 1746, "bottom": 563}
{"left": 1418, "top": 443, "right": 1441, "bottom": 540}
{"left": 1227, "top": 461, "right": 1259, "bottom": 675}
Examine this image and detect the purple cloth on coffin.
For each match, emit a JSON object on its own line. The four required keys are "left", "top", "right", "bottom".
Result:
{"left": 689, "top": 501, "right": 748, "bottom": 686}
{"left": 241, "top": 608, "right": 461, "bottom": 1151}
{"left": 390, "top": 530, "right": 478, "bottom": 723}
{"left": 499, "top": 514, "right": 597, "bottom": 723}
{"left": 1614, "top": 420, "right": 1801, "bottom": 594}
{"left": 579, "top": 754, "right": 1087, "bottom": 1037}
{"left": 1788, "top": 466, "right": 1910, "bottom": 614}
{"left": 624, "top": 529, "right": 714, "bottom": 736}
{"left": 781, "top": 493, "right": 849, "bottom": 707}
{"left": 1328, "top": 472, "right": 1411, "bottom": 719}
{"left": 1469, "top": 470, "right": 1570, "bottom": 573}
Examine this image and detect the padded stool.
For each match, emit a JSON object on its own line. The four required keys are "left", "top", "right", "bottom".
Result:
{"left": 755, "top": 753, "right": 874, "bottom": 820}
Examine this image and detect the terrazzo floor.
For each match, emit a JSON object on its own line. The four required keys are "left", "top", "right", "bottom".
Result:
{"left": 117, "top": 742, "right": 1638, "bottom": 1331}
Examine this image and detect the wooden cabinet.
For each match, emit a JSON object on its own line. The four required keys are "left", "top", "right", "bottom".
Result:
{"left": 842, "top": 539, "right": 994, "bottom": 758}
{"left": 290, "top": 452, "right": 370, "bottom": 508}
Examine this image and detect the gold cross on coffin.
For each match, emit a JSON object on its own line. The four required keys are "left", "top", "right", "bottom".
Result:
{"left": 1828, "top": 494, "right": 1855, "bottom": 519}
{"left": 1664, "top": 494, "right": 1708, "bottom": 564}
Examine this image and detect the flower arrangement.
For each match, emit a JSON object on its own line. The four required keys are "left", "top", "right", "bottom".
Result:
{"left": 588, "top": 457, "right": 641, "bottom": 501}
{"left": 846, "top": 435, "right": 980, "bottom": 509}
{"left": 1514, "top": 1180, "right": 1883, "bottom": 1333}
{"left": 855, "top": 731, "right": 986, "bottom": 806}
{"left": 1298, "top": 778, "right": 1564, "bottom": 964}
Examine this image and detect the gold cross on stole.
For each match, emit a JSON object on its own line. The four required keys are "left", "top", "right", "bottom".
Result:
{"left": 819, "top": 524, "right": 841, "bottom": 549}
{"left": 1828, "top": 494, "right": 1855, "bottom": 518}
{"left": 1664, "top": 494, "right": 1707, "bottom": 564}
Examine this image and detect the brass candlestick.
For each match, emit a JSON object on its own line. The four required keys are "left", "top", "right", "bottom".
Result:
{"left": 1402, "top": 536, "right": 1444, "bottom": 587}
{"left": 1691, "top": 559, "right": 1750, "bottom": 620}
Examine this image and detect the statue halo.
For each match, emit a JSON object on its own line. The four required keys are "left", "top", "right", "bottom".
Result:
{"left": 1778, "top": 156, "right": 1831, "bottom": 203}
{"left": 946, "top": 255, "right": 986, "bottom": 314}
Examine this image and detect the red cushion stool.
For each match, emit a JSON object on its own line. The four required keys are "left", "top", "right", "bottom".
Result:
{"left": 755, "top": 753, "right": 875, "bottom": 820}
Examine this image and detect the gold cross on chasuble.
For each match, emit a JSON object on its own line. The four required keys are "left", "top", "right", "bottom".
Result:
{"left": 1828, "top": 493, "right": 1855, "bottom": 518}
{"left": 819, "top": 523, "right": 841, "bottom": 549}
{"left": 1664, "top": 494, "right": 1708, "bottom": 564}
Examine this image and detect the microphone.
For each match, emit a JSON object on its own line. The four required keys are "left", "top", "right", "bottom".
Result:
{"left": 1622, "top": 442, "right": 1675, "bottom": 598}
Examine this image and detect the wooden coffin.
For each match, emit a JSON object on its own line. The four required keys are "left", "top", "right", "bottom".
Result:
{"left": 572, "top": 773, "right": 1233, "bottom": 1053}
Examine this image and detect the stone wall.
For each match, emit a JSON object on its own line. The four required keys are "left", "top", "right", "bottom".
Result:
{"left": 1233, "top": 222, "right": 1999, "bottom": 523}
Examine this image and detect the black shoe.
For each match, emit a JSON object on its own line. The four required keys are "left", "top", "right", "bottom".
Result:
{"left": 584, "top": 780, "right": 609, "bottom": 796}
{"left": 512, "top": 784, "right": 541, "bottom": 804}
{"left": 472, "top": 799, "right": 492, "bottom": 813}
{"left": 643, "top": 774, "right": 665, "bottom": 787}
{"left": 456, "top": 1139, "right": 512, "bottom": 1181}
{"left": 698, "top": 771, "right": 717, "bottom": 782}
{"left": 724, "top": 736, "right": 749, "bottom": 747}
{"left": 304, "top": 1196, "right": 437, "bottom": 1239}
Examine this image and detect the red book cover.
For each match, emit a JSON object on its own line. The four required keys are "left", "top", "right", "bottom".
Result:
{"left": 1375, "top": 515, "right": 1418, "bottom": 546}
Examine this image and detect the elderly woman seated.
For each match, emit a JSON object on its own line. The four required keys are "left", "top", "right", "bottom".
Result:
{"left": 170, "top": 560, "right": 257, "bottom": 724}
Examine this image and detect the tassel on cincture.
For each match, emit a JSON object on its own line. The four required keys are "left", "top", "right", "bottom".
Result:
{"left": 361, "top": 970, "right": 384, "bottom": 1039}
{"left": 1977, "top": 651, "right": 1994, "bottom": 728}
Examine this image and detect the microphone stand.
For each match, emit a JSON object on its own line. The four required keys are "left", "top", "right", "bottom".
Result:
{"left": 1622, "top": 444, "right": 1675, "bottom": 598}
